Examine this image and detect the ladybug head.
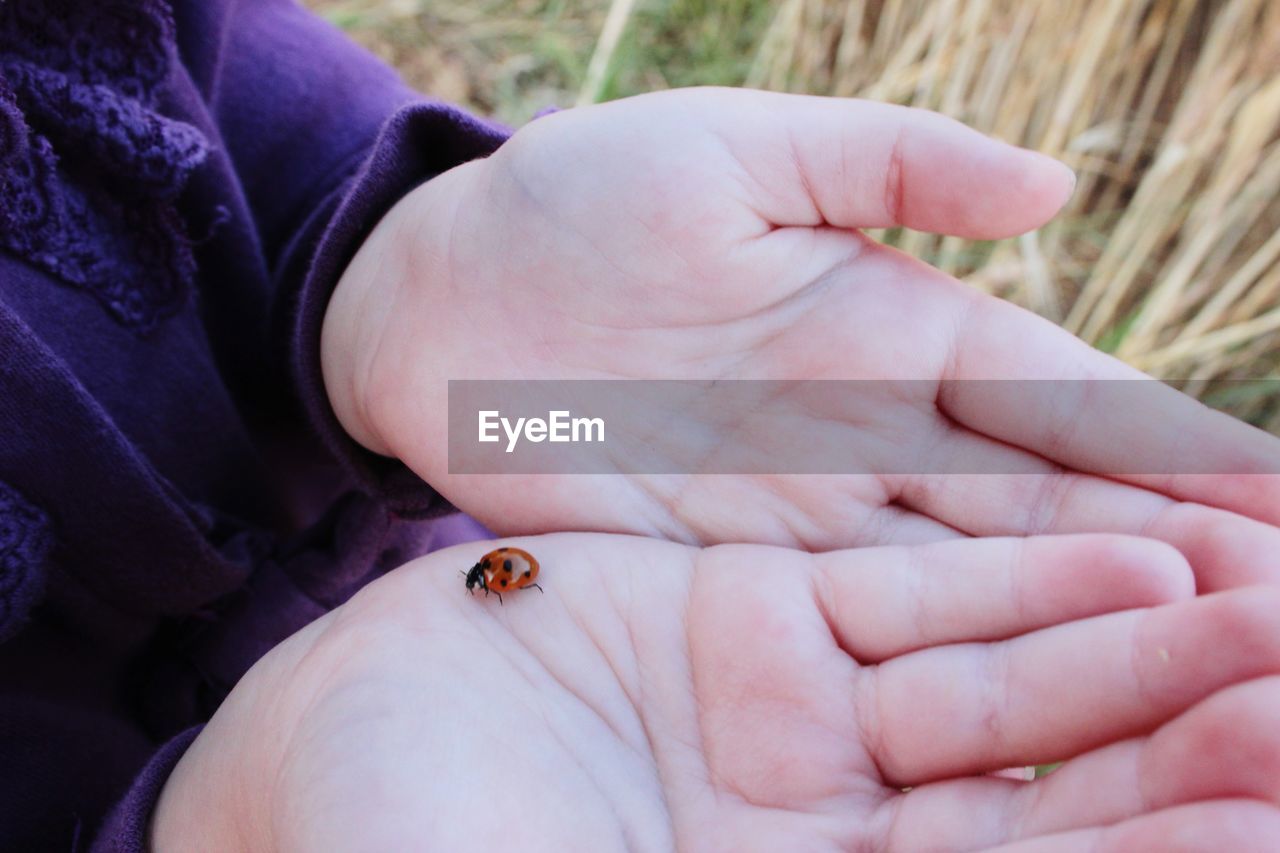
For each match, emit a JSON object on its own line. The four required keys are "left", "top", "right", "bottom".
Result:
{"left": 464, "top": 563, "right": 487, "bottom": 593}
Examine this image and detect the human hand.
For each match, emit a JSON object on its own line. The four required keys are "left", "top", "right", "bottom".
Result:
{"left": 152, "top": 533, "right": 1280, "bottom": 850}
{"left": 321, "top": 87, "right": 1280, "bottom": 590}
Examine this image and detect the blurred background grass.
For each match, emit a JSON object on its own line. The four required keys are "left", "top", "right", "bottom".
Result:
{"left": 307, "top": 0, "right": 1280, "bottom": 427}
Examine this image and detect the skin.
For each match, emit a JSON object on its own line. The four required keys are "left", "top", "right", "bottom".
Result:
{"left": 321, "top": 87, "right": 1280, "bottom": 591}
{"left": 154, "top": 89, "right": 1280, "bottom": 849}
{"left": 152, "top": 533, "right": 1280, "bottom": 851}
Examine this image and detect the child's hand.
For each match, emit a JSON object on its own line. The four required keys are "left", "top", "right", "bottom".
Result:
{"left": 153, "top": 533, "right": 1280, "bottom": 850}
{"left": 322, "top": 87, "right": 1280, "bottom": 590}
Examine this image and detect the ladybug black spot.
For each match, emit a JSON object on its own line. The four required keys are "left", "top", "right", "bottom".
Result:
{"left": 522, "top": 570, "right": 532, "bottom": 579}
{"left": 499, "top": 578, "right": 508, "bottom": 588}
{"left": 503, "top": 559, "right": 513, "bottom": 572}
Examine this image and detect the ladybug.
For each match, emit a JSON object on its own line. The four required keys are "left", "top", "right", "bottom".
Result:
{"left": 464, "top": 547, "right": 543, "bottom": 604}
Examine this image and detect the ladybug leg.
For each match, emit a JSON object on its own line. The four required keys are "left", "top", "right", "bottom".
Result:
{"left": 529, "top": 583, "right": 544, "bottom": 594}
{"left": 494, "top": 590, "right": 504, "bottom": 606}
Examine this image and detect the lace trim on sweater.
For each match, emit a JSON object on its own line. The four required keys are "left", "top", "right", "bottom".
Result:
{"left": 0, "top": 0, "right": 210, "bottom": 331}
{"left": 0, "top": 479, "right": 52, "bottom": 643}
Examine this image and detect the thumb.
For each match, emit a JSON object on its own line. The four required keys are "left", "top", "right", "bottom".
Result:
{"left": 702, "top": 87, "right": 1075, "bottom": 240}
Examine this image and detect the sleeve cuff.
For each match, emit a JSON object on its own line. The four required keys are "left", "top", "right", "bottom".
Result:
{"left": 89, "top": 725, "right": 203, "bottom": 853}
{"left": 291, "top": 101, "right": 511, "bottom": 518}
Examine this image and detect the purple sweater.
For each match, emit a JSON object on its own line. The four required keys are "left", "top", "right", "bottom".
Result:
{"left": 0, "top": 1, "right": 509, "bottom": 848}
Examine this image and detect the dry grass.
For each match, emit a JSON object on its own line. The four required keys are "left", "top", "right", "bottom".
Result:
{"left": 308, "top": 0, "right": 1280, "bottom": 426}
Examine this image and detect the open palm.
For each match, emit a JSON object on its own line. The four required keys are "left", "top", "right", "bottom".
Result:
{"left": 323, "top": 88, "right": 1280, "bottom": 592}
{"left": 158, "top": 533, "right": 1280, "bottom": 851}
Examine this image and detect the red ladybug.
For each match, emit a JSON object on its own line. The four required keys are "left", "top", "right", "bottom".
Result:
{"left": 464, "top": 547, "right": 542, "bottom": 604}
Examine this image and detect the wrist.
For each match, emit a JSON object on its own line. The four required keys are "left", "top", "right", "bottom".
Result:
{"left": 148, "top": 730, "right": 259, "bottom": 851}
{"left": 147, "top": 655, "right": 301, "bottom": 850}
{"left": 319, "top": 160, "right": 483, "bottom": 460}
{"left": 319, "top": 191, "right": 418, "bottom": 458}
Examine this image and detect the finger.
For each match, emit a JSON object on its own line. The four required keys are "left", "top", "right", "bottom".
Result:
{"left": 983, "top": 800, "right": 1280, "bottom": 853}
{"left": 937, "top": 281, "right": 1280, "bottom": 525}
{"left": 819, "top": 535, "right": 1192, "bottom": 662}
{"left": 891, "top": 427, "right": 1280, "bottom": 590}
{"left": 856, "top": 587, "right": 1280, "bottom": 785}
{"left": 719, "top": 90, "right": 1074, "bottom": 239}
{"left": 1014, "top": 675, "right": 1280, "bottom": 836}
{"left": 879, "top": 676, "right": 1280, "bottom": 850}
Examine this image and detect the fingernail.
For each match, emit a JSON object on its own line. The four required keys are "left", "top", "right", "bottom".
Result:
{"left": 1060, "top": 161, "right": 1078, "bottom": 196}
{"left": 1033, "top": 152, "right": 1077, "bottom": 203}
